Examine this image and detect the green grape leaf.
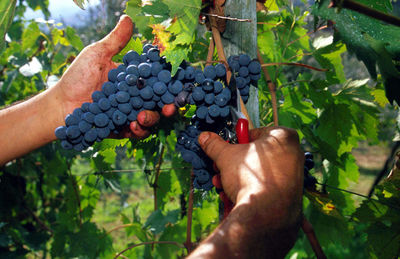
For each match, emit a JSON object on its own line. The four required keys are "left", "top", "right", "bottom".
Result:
{"left": 314, "top": 41, "right": 346, "bottom": 84}
{"left": 0, "top": 0, "right": 16, "bottom": 54}
{"left": 163, "top": 46, "right": 189, "bottom": 75}
{"left": 313, "top": 0, "right": 400, "bottom": 104}
{"left": 265, "top": 0, "right": 279, "bottom": 11}
{"left": 65, "top": 26, "right": 83, "bottom": 51}
{"left": 144, "top": 209, "right": 180, "bottom": 234}
{"left": 22, "top": 22, "right": 40, "bottom": 52}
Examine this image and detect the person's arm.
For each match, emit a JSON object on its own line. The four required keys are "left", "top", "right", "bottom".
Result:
{"left": 0, "top": 15, "right": 173, "bottom": 166}
{"left": 188, "top": 127, "right": 304, "bottom": 259}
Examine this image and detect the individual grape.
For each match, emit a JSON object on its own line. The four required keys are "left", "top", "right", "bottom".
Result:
{"left": 94, "top": 113, "right": 109, "bottom": 127}
{"left": 186, "top": 125, "right": 199, "bottom": 138}
{"left": 168, "top": 80, "right": 183, "bottom": 95}
{"left": 208, "top": 104, "right": 220, "bottom": 118}
{"left": 147, "top": 48, "right": 160, "bottom": 62}
{"left": 250, "top": 73, "right": 261, "bottom": 81}
{"left": 126, "top": 65, "right": 139, "bottom": 76}
{"left": 248, "top": 60, "right": 261, "bottom": 74}
{"left": 66, "top": 125, "right": 81, "bottom": 139}
{"left": 205, "top": 114, "right": 215, "bottom": 124}
{"left": 70, "top": 135, "right": 83, "bottom": 144}
{"left": 146, "top": 77, "right": 158, "bottom": 87}
{"left": 78, "top": 120, "right": 92, "bottom": 133}
{"left": 242, "top": 95, "right": 249, "bottom": 103}
{"left": 221, "top": 88, "right": 231, "bottom": 100}
{"left": 220, "top": 106, "right": 230, "bottom": 117}
{"left": 143, "top": 43, "right": 154, "bottom": 54}
{"left": 97, "top": 127, "right": 110, "bottom": 139}
{"left": 202, "top": 79, "right": 214, "bottom": 92}
{"left": 123, "top": 50, "right": 140, "bottom": 65}
{"left": 108, "top": 120, "right": 116, "bottom": 130}
{"left": 305, "top": 152, "right": 313, "bottom": 160}
{"left": 102, "top": 82, "right": 117, "bottom": 96}
{"left": 195, "top": 169, "right": 210, "bottom": 184}
{"left": 215, "top": 64, "right": 226, "bottom": 78}
{"left": 65, "top": 114, "right": 79, "bottom": 126}
{"left": 108, "top": 68, "right": 118, "bottom": 82}
{"left": 175, "top": 91, "right": 189, "bottom": 107}
{"left": 196, "top": 106, "right": 208, "bottom": 119}
{"left": 195, "top": 70, "right": 205, "bottom": 84}
{"left": 229, "top": 59, "right": 240, "bottom": 72}
{"left": 239, "top": 54, "right": 251, "bottom": 66}
{"left": 153, "top": 94, "right": 161, "bottom": 102}
{"left": 139, "top": 53, "right": 148, "bottom": 63}
{"left": 204, "top": 65, "right": 216, "bottom": 80}
{"left": 138, "top": 63, "right": 151, "bottom": 78}
{"left": 236, "top": 76, "right": 246, "bottom": 89}
{"left": 127, "top": 110, "right": 138, "bottom": 121}
{"left": 304, "top": 174, "right": 317, "bottom": 189}
{"left": 105, "top": 107, "right": 116, "bottom": 118}
{"left": 117, "top": 72, "right": 127, "bottom": 82}
{"left": 108, "top": 94, "right": 118, "bottom": 107}
{"left": 240, "top": 86, "right": 250, "bottom": 96}
{"left": 112, "top": 110, "right": 127, "bottom": 126}
{"left": 192, "top": 87, "right": 205, "bottom": 102}
{"left": 55, "top": 126, "right": 67, "bottom": 140}
{"left": 161, "top": 91, "right": 175, "bottom": 104}
{"left": 238, "top": 66, "right": 249, "bottom": 77}
{"left": 116, "top": 91, "right": 130, "bottom": 103}
{"left": 73, "top": 143, "right": 85, "bottom": 152}
{"left": 140, "top": 86, "right": 154, "bottom": 100}
{"left": 214, "top": 93, "right": 228, "bottom": 107}
{"left": 84, "top": 128, "right": 98, "bottom": 142}
{"left": 305, "top": 159, "right": 315, "bottom": 170}
{"left": 174, "top": 67, "right": 185, "bottom": 81}
{"left": 153, "top": 81, "right": 167, "bottom": 95}
{"left": 118, "top": 103, "right": 132, "bottom": 114}
{"left": 61, "top": 140, "right": 73, "bottom": 150}
{"left": 73, "top": 108, "right": 83, "bottom": 118}
{"left": 130, "top": 97, "right": 143, "bottom": 109}
{"left": 158, "top": 70, "right": 171, "bottom": 83}
{"left": 128, "top": 86, "right": 139, "bottom": 97}
{"left": 116, "top": 64, "right": 126, "bottom": 74}
{"left": 151, "top": 62, "right": 163, "bottom": 76}
{"left": 214, "top": 81, "right": 223, "bottom": 94}
{"left": 136, "top": 77, "right": 146, "bottom": 89}
{"left": 117, "top": 81, "right": 129, "bottom": 92}
{"left": 92, "top": 91, "right": 106, "bottom": 102}
{"left": 205, "top": 93, "right": 215, "bottom": 105}
{"left": 89, "top": 103, "right": 102, "bottom": 114}
{"left": 81, "top": 102, "right": 90, "bottom": 112}
{"left": 181, "top": 150, "right": 195, "bottom": 163}
{"left": 98, "top": 98, "right": 111, "bottom": 111}
{"left": 185, "top": 66, "right": 195, "bottom": 80}
{"left": 244, "top": 76, "right": 251, "bottom": 84}
{"left": 125, "top": 74, "right": 137, "bottom": 86}
{"left": 82, "top": 112, "right": 95, "bottom": 123}
{"left": 183, "top": 82, "right": 195, "bottom": 92}
{"left": 143, "top": 101, "right": 156, "bottom": 110}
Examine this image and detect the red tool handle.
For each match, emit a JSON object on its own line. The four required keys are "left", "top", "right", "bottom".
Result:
{"left": 236, "top": 118, "right": 249, "bottom": 144}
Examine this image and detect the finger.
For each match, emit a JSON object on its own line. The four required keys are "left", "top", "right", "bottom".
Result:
{"left": 249, "top": 127, "right": 269, "bottom": 142}
{"left": 137, "top": 110, "right": 160, "bottom": 128}
{"left": 98, "top": 15, "right": 134, "bottom": 57}
{"left": 161, "top": 104, "right": 176, "bottom": 117}
{"left": 129, "top": 121, "right": 151, "bottom": 139}
{"left": 198, "top": 132, "right": 230, "bottom": 162}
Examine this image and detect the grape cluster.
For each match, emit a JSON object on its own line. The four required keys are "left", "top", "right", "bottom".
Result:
{"left": 55, "top": 44, "right": 263, "bottom": 190}
{"left": 303, "top": 152, "right": 317, "bottom": 189}
{"left": 227, "top": 54, "right": 261, "bottom": 103}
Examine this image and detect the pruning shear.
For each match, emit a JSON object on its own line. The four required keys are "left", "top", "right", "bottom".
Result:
{"left": 215, "top": 76, "right": 250, "bottom": 219}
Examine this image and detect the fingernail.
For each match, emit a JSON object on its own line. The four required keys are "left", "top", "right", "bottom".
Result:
{"left": 198, "top": 132, "right": 210, "bottom": 146}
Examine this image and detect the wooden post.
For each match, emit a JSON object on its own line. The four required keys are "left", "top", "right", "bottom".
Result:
{"left": 221, "top": 0, "right": 259, "bottom": 127}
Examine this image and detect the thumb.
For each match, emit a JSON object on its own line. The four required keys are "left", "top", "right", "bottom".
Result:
{"left": 98, "top": 15, "right": 134, "bottom": 57}
{"left": 198, "top": 132, "right": 230, "bottom": 162}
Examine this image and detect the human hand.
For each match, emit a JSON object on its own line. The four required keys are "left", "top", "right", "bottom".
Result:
{"left": 53, "top": 15, "right": 175, "bottom": 139}
{"left": 198, "top": 126, "right": 304, "bottom": 230}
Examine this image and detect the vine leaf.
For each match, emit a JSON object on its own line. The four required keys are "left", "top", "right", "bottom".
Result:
{"left": 313, "top": 0, "right": 400, "bottom": 104}
{"left": 0, "top": 0, "right": 17, "bottom": 54}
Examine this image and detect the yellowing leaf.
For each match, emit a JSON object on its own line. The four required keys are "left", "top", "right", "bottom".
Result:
{"left": 264, "top": 0, "right": 279, "bottom": 11}
{"left": 371, "top": 89, "right": 389, "bottom": 107}
{"left": 151, "top": 24, "right": 170, "bottom": 53}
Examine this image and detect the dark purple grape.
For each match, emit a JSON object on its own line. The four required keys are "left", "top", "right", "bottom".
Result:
{"left": 214, "top": 81, "right": 223, "bottom": 94}
{"left": 81, "top": 102, "right": 90, "bottom": 112}
{"left": 127, "top": 110, "right": 139, "bottom": 121}
{"left": 195, "top": 70, "right": 205, "bottom": 84}
{"left": 61, "top": 140, "right": 73, "bottom": 150}
{"left": 143, "top": 101, "right": 156, "bottom": 110}
{"left": 66, "top": 125, "right": 81, "bottom": 139}
{"left": 108, "top": 94, "right": 118, "bottom": 107}
{"left": 202, "top": 79, "right": 214, "bottom": 92}
{"left": 128, "top": 86, "right": 140, "bottom": 97}
{"left": 108, "top": 68, "right": 118, "bottom": 82}
{"left": 125, "top": 74, "right": 137, "bottom": 85}
{"left": 82, "top": 112, "right": 95, "bottom": 123}
{"left": 116, "top": 91, "right": 130, "bottom": 103}
{"left": 153, "top": 81, "right": 167, "bottom": 95}
{"left": 192, "top": 87, "right": 205, "bottom": 102}
{"left": 55, "top": 126, "right": 67, "bottom": 140}
{"left": 117, "top": 72, "right": 127, "bottom": 82}
{"left": 130, "top": 97, "right": 143, "bottom": 109}
{"left": 147, "top": 48, "right": 160, "bottom": 62}
{"left": 92, "top": 91, "right": 106, "bottom": 102}
{"left": 94, "top": 113, "right": 109, "bottom": 127}
{"left": 248, "top": 60, "right": 261, "bottom": 74}
{"left": 117, "top": 81, "right": 129, "bottom": 92}
{"left": 168, "top": 80, "right": 183, "bottom": 95}
{"left": 239, "top": 54, "right": 251, "bottom": 66}
{"left": 196, "top": 106, "right": 208, "bottom": 119}
{"left": 112, "top": 110, "right": 127, "bottom": 126}
{"left": 78, "top": 120, "right": 92, "bottom": 133}
{"left": 185, "top": 66, "right": 195, "bottom": 80}
{"left": 123, "top": 50, "right": 140, "bottom": 65}
{"left": 215, "top": 63, "right": 226, "bottom": 78}
{"left": 97, "top": 127, "right": 110, "bottom": 139}
{"left": 98, "top": 98, "right": 111, "bottom": 111}
{"left": 151, "top": 62, "right": 163, "bottom": 76}
{"left": 208, "top": 105, "right": 220, "bottom": 118}
{"left": 126, "top": 65, "right": 139, "bottom": 76}
{"left": 73, "top": 108, "right": 83, "bottom": 118}
{"left": 239, "top": 66, "right": 249, "bottom": 77}
{"left": 102, "top": 82, "right": 117, "bottom": 96}
{"left": 118, "top": 103, "right": 132, "bottom": 114}
{"left": 140, "top": 86, "right": 154, "bottom": 100}
{"left": 174, "top": 67, "right": 185, "bottom": 81}
{"left": 161, "top": 91, "right": 175, "bottom": 104}
{"left": 158, "top": 70, "right": 171, "bottom": 83}
{"left": 138, "top": 63, "right": 151, "bottom": 78}
{"left": 65, "top": 114, "right": 79, "bottom": 126}
{"left": 205, "top": 93, "right": 215, "bottom": 105}
{"left": 204, "top": 65, "right": 216, "bottom": 79}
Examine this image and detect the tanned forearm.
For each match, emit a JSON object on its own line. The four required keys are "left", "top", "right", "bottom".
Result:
{"left": 0, "top": 86, "right": 64, "bottom": 165}
{"left": 187, "top": 193, "right": 301, "bottom": 259}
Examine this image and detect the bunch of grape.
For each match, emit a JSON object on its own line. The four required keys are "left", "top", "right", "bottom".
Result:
{"left": 55, "top": 43, "right": 263, "bottom": 190}
{"left": 303, "top": 152, "right": 317, "bottom": 189}
{"left": 227, "top": 54, "right": 262, "bottom": 103}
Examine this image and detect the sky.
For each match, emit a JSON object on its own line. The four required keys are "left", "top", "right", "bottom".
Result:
{"left": 24, "top": 0, "right": 101, "bottom": 26}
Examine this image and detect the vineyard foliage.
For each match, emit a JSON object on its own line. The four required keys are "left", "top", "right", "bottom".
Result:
{"left": 0, "top": 0, "right": 400, "bottom": 258}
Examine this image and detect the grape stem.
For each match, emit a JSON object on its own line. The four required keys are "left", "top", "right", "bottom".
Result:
{"left": 153, "top": 145, "right": 165, "bottom": 211}
{"left": 113, "top": 241, "right": 184, "bottom": 259}
{"left": 257, "top": 49, "right": 279, "bottom": 127}
{"left": 301, "top": 217, "right": 327, "bottom": 259}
